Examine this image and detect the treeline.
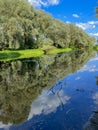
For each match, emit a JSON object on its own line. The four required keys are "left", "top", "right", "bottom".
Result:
{"left": 0, "top": 0, "right": 95, "bottom": 50}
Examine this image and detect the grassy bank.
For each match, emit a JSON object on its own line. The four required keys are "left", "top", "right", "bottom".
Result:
{"left": 0, "top": 48, "right": 72, "bottom": 62}
{"left": 47, "top": 48, "right": 72, "bottom": 54}
{"left": 0, "top": 49, "right": 44, "bottom": 61}
{"left": 93, "top": 45, "right": 98, "bottom": 51}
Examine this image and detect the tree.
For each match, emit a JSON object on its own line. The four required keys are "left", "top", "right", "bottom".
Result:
{"left": 96, "top": 7, "right": 98, "bottom": 17}
{"left": 0, "top": 0, "right": 35, "bottom": 49}
{"left": 0, "top": 0, "right": 95, "bottom": 50}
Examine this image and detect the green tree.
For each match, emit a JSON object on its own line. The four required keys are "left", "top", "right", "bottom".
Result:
{"left": 96, "top": 7, "right": 98, "bottom": 17}
{"left": 0, "top": 0, "right": 35, "bottom": 49}
{"left": 0, "top": 0, "right": 95, "bottom": 50}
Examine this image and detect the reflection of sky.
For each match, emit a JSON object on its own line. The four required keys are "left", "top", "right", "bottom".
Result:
{"left": 79, "top": 64, "right": 98, "bottom": 72}
{"left": 79, "top": 56, "right": 98, "bottom": 73}
{"left": 1, "top": 55, "right": 98, "bottom": 130}
{"left": 28, "top": 90, "right": 70, "bottom": 120}
{"left": 0, "top": 122, "right": 12, "bottom": 130}
{"left": 93, "top": 92, "right": 98, "bottom": 105}
{"left": 0, "top": 110, "right": 12, "bottom": 130}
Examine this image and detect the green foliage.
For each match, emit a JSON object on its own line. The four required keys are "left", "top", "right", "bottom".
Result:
{"left": 0, "top": 0, "right": 95, "bottom": 50}
{"left": 95, "top": 7, "right": 98, "bottom": 17}
{"left": 93, "top": 45, "right": 98, "bottom": 50}
{"left": 47, "top": 48, "right": 72, "bottom": 54}
{"left": 0, "top": 0, "right": 35, "bottom": 49}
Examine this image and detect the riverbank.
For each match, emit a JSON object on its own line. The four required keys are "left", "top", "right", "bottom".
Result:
{"left": 93, "top": 45, "right": 98, "bottom": 51}
{"left": 0, "top": 48, "right": 72, "bottom": 61}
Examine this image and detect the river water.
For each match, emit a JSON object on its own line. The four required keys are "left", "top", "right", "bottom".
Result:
{"left": 0, "top": 50, "right": 98, "bottom": 130}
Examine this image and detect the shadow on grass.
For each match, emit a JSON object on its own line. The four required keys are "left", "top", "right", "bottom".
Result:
{"left": 0, "top": 52, "right": 21, "bottom": 60}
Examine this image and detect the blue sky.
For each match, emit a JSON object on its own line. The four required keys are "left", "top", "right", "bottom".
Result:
{"left": 28, "top": 0, "right": 98, "bottom": 37}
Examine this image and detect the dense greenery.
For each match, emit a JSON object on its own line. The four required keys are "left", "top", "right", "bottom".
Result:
{"left": 96, "top": 7, "right": 98, "bottom": 17}
{"left": 0, "top": 49, "right": 95, "bottom": 124}
{"left": 93, "top": 44, "right": 98, "bottom": 50}
{"left": 0, "top": 0, "right": 95, "bottom": 50}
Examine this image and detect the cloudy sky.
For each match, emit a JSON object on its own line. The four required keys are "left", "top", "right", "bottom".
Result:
{"left": 28, "top": 0, "right": 98, "bottom": 37}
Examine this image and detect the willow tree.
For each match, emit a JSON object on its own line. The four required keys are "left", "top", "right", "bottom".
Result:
{"left": 0, "top": 0, "right": 95, "bottom": 50}
{"left": 0, "top": 0, "right": 36, "bottom": 49}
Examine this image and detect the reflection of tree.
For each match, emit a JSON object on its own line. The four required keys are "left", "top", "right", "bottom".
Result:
{"left": 84, "top": 110, "right": 98, "bottom": 130}
{"left": 95, "top": 76, "right": 98, "bottom": 85}
{"left": 0, "top": 49, "right": 95, "bottom": 125}
{"left": 84, "top": 92, "right": 98, "bottom": 130}
{"left": 49, "top": 82, "right": 64, "bottom": 109}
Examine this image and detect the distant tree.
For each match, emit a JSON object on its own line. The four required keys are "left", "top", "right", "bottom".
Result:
{"left": 96, "top": 7, "right": 98, "bottom": 17}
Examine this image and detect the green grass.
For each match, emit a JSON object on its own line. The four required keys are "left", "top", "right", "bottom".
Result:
{"left": 47, "top": 48, "right": 72, "bottom": 54}
{"left": 93, "top": 45, "right": 98, "bottom": 51}
{"left": 0, "top": 49, "right": 44, "bottom": 61}
{"left": 0, "top": 47, "right": 72, "bottom": 61}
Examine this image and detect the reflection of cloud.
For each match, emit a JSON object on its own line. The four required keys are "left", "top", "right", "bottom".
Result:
{"left": 75, "top": 77, "right": 81, "bottom": 80}
{"left": 93, "top": 92, "right": 98, "bottom": 105}
{"left": 0, "top": 110, "right": 3, "bottom": 115}
{"left": 90, "top": 57, "right": 98, "bottom": 61}
{"left": 79, "top": 65, "right": 98, "bottom": 72}
{"left": 76, "top": 56, "right": 98, "bottom": 72}
{"left": 84, "top": 92, "right": 98, "bottom": 130}
{"left": 28, "top": 90, "right": 70, "bottom": 120}
{"left": 0, "top": 122, "right": 12, "bottom": 130}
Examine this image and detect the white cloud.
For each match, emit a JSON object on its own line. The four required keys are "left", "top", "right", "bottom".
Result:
{"left": 28, "top": 0, "right": 60, "bottom": 8}
{"left": 89, "top": 33, "right": 98, "bottom": 37}
{"left": 88, "top": 21, "right": 98, "bottom": 25}
{"left": 28, "top": 89, "right": 70, "bottom": 120}
{"left": 64, "top": 16, "right": 67, "bottom": 19}
{"left": 76, "top": 22, "right": 96, "bottom": 30}
{"left": 66, "top": 21, "right": 71, "bottom": 24}
{"left": 75, "top": 21, "right": 98, "bottom": 31}
{"left": 72, "top": 14, "right": 79, "bottom": 18}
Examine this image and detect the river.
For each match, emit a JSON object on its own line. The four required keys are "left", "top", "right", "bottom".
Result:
{"left": 0, "top": 49, "right": 98, "bottom": 130}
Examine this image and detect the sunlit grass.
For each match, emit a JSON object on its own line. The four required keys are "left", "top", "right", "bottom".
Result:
{"left": 47, "top": 48, "right": 72, "bottom": 54}
{"left": 0, "top": 48, "right": 72, "bottom": 61}
{"left": 93, "top": 45, "right": 98, "bottom": 51}
{"left": 0, "top": 49, "right": 44, "bottom": 61}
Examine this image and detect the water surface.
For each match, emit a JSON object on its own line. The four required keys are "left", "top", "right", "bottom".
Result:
{"left": 0, "top": 50, "right": 98, "bottom": 130}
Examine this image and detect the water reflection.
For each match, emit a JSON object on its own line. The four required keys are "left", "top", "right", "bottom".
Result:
{"left": 84, "top": 92, "right": 98, "bottom": 130}
{"left": 28, "top": 89, "right": 70, "bottom": 120}
{"left": 0, "top": 49, "right": 97, "bottom": 130}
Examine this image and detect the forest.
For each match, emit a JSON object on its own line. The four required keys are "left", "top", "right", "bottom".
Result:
{"left": 0, "top": 0, "right": 95, "bottom": 51}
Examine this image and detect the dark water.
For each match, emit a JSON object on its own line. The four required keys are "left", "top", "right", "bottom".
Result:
{"left": 0, "top": 50, "right": 98, "bottom": 130}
